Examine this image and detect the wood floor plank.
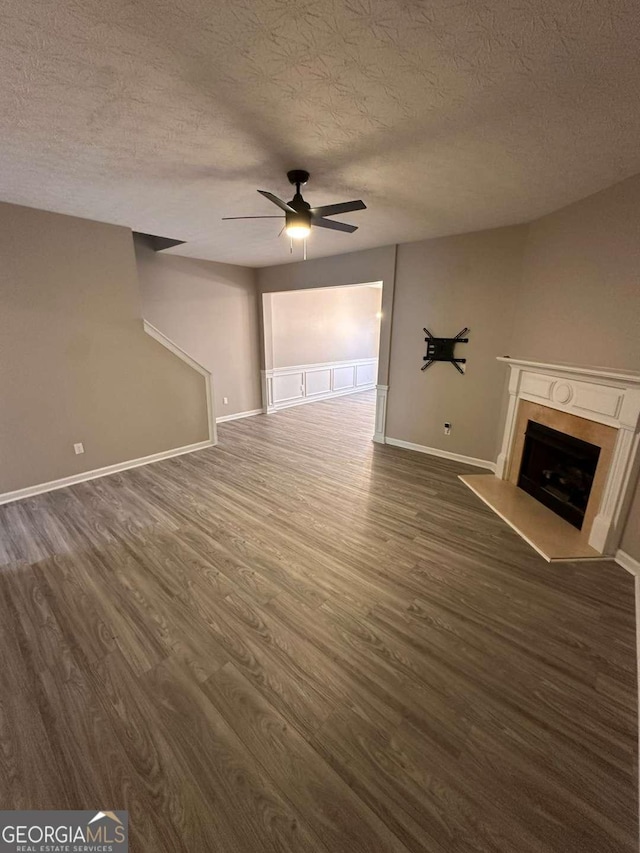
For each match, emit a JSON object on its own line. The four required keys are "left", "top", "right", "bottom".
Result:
{"left": 142, "top": 655, "right": 330, "bottom": 853}
{"left": 310, "top": 700, "right": 548, "bottom": 853}
{"left": 204, "top": 661, "right": 410, "bottom": 853}
{"left": 87, "top": 649, "right": 200, "bottom": 848}
{"left": 0, "top": 390, "right": 636, "bottom": 852}
{"left": 0, "top": 572, "right": 72, "bottom": 810}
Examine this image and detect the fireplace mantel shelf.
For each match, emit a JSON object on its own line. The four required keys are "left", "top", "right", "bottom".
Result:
{"left": 497, "top": 357, "right": 640, "bottom": 386}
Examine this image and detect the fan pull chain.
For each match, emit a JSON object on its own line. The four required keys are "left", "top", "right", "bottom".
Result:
{"left": 289, "top": 238, "right": 293, "bottom": 254}
{"left": 303, "top": 239, "right": 307, "bottom": 261}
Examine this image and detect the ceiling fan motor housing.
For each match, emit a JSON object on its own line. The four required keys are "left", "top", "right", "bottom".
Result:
{"left": 287, "top": 180, "right": 312, "bottom": 231}
{"left": 285, "top": 208, "right": 311, "bottom": 231}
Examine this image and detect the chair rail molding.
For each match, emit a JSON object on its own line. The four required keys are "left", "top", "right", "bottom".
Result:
{"left": 262, "top": 358, "right": 378, "bottom": 413}
{"left": 496, "top": 357, "right": 640, "bottom": 555}
{"left": 143, "top": 320, "right": 217, "bottom": 445}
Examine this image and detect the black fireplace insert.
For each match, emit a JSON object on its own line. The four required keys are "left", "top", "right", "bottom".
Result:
{"left": 517, "top": 420, "right": 601, "bottom": 530}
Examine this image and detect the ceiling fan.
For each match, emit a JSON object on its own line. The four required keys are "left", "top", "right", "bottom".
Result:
{"left": 222, "top": 170, "right": 366, "bottom": 241}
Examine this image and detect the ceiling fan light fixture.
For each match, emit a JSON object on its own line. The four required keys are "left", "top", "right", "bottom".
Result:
{"left": 285, "top": 211, "right": 311, "bottom": 240}
{"left": 285, "top": 224, "right": 311, "bottom": 240}
{"left": 223, "top": 172, "right": 366, "bottom": 247}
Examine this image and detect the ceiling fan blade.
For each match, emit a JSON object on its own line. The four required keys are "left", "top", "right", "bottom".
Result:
{"left": 311, "top": 200, "right": 366, "bottom": 217}
{"left": 222, "top": 215, "right": 284, "bottom": 220}
{"left": 313, "top": 218, "right": 358, "bottom": 233}
{"left": 257, "top": 190, "right": 296, "bottom": 213}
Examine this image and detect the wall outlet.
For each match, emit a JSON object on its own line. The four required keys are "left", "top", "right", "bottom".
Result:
{"left": 223, "top": 397, "right": 229, "bottom": 405}
{"left": 74, "top": 442, "right": 84, "bottom": 455}
{"left": 444, "top": 423, "right": 451, "bottom": 436}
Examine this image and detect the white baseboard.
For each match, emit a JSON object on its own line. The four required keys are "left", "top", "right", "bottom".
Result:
{"left": 384, "top": 437, "right": 496, "bottom": 472}
{"left": 216, "top": 408, "right": 263, "bottom": 424}
{"left": 616, "top": 549, "right": 640, "bottom": 576}
{"left": 266, "top": 384, "right": 375, "bottom": 413}
{"left": 0, "top": 440, "right": 214, "bottom": 506}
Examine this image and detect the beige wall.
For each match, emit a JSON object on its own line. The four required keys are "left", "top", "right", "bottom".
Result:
{"left": 269, "top": 285, "right": 382, "bottom": 368}
{"left": 386, "top": 226, "right": 528, "bottom": 461}
{"left": 135, "top": 237, "right": 262, "bottom": 417}
{"left": 257, "top": 245, "right": 397, "bottom": 384}
{"left": 511, "top": 174, "right": 640, "bottom": 369}
{"left": 0, "top": 203, "right": 208, "bottom": 495}
{"left": 511, "top": 174, "right": 640, "bottom": 560}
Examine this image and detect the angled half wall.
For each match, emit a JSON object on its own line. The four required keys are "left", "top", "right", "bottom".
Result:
{"left": 134, "top": 235, "right": 262, "bottom": 421}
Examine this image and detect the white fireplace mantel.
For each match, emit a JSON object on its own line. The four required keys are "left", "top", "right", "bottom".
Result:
{"left": 496, "top": 357, "right": 640, "bottom": 555}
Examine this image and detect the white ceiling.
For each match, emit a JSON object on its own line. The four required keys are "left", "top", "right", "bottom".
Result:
{"left": 1, "top": 0, "right": 640, "bottom": 267}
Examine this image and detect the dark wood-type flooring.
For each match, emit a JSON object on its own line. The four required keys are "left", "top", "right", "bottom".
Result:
{"left": 0, "top": 390, "right": 637, "bottom": 851}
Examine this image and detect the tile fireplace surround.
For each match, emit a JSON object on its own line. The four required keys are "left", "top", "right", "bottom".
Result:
{"left": 467, "top": 358, "right": 640, "bottom": 559}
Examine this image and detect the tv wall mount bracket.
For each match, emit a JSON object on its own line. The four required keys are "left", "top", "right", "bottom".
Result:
{"left": 422, "top": 327, "right": 469, "bottom": 374}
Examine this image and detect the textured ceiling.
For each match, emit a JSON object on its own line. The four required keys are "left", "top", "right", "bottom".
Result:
{"left": 2, "top": 0, "right": 640, "bottom": 267}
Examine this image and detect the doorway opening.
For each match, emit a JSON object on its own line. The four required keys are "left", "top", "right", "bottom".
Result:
{"left": 261, "top": 282, "right": 383, "bottom": 434}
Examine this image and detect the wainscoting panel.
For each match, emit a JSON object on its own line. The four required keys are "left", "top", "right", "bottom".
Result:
{"left": 306, "top": 368, "right": 332, "bottom": 397}
{"left": 356, "top": 361, "right": 377, "bottom": 387}
{"left": 333, "top": 365, "right": 356, "bottom": 391}
{"left": 272, "top": 371, "right": 304, "bottom": 405}
{"left": 262, "top": 358, "right": 377, "bottom": 413}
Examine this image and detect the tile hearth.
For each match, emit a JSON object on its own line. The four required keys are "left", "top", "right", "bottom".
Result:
{"left": 459, "top": 474, "right": 603, "bottom": 562}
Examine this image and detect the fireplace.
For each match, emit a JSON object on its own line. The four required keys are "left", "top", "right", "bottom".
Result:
{"left": 458, "top": 358, "right": 640, "bottom": 559}
{"left": 517, "top": 421, "right": 600, "bottom": 530}
{"left": 489, "top": 357, "right": 640, "bottom": 557}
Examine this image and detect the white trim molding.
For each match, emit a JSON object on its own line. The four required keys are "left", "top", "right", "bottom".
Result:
{"left": 496, "top": 357, "right": 640, "bottom": 556}
{"left": 143, "top": 320, "right": 217, "bottom": 445}
{"left": 616, "top": 549, "right": 640, "bottom": 576}
{"left": 0, "top": 440, "right": 214, "bottom": 506}
{"left": 262, "top": 358, "right": 377, "bottom": 413}
{"left": 373, "top": 384, "right": 389, "bottom": 443}
{"left": 384, "top": 437, "right": 496, "bottom": 471}
{"left": 216, "top": 408, "right": 263, "bottom": 424}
